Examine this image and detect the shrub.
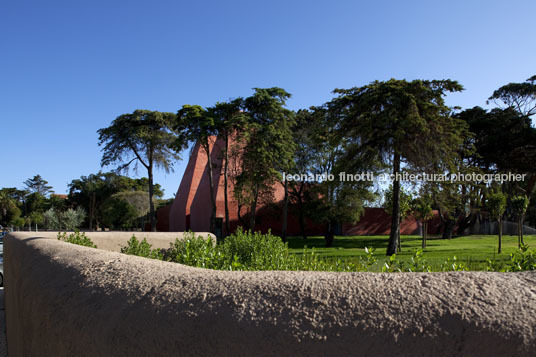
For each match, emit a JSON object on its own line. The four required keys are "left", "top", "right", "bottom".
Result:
{"left": 440, "top": 256, "right": 467, "bottom": 272}
{"left": 57, "top": 231, "right": 96, "bottom": 248}
{"left": 165, "top": 232, "right": 223, "bottom": 269}
{"left": 46, "top": 208, "right": 86, "bottom": 230}
{"left": 118, "top": 230, "right": 536, "bottom": 273}
{"left": 220, "top": 228, "right": 290, "bottom": 270}
{"left": 381, "top": 254, "right": 404, "bottom": 272}
{"left": 121, "top": 235, "right": 163, "bottom": 260}
{"left": 507, "top": 244, "right": 536, "bottom": 271}
{"left": 408, "top": 250, "right": 432, "bottom": 272}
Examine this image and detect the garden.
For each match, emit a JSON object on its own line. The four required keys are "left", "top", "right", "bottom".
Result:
{"left": 59, "top": 230, "right": 536, "bottom": 273}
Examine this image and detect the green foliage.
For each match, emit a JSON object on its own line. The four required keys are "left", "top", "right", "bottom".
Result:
{"left": 385, "top": 185, "right": 412, "bottom": 219}
{"left": 44, "top": 207, "right": 86, "bottom": 230}
{"left": 0, "top": 189, "right": 21, "bottom": 227}
{"left": 68, "top": 171, "right": 164, "bottom": 230}
{"left": 411, "top": 195, "right": 434, "bottom": 222}
{"left": 487, "top": 190, "right": 507, "bottom": 221}
{"left": 331, "top": 79, "right": 467, "bottom": 255}
{"left": 408, "top": 250, "right": 432, "bottom": 272}
{"left": 458, "top": 106, "right": 536, "bottom": 173}
{"left": 24, "top": 175, "right": 53, "bottom": 196}
{"left": 174, "top": 104, "right": 223, "bottom": 233}
{"left": 363, "top": 247, "right": 377, "bottom": 269}
{"left": 219, "top": 228, "right": 289, "bottom": 270}
{"left": 381, "top": 254, "right": 404, "bottom": 272}
{"left": 64, "top": 207, "right": 86, "bottom": 229}
{"left": 175, "top": 105, "right": 218, "bottom": 147}
{"left": 101, "top": 198, "right": 139, "bottom": 230}
{"left": 376, "top": 250, "right": 432, "bottom": 272}
{"left": 111, "top": 190, "right": 156, "bottom": 229}
{"left": 118, "top": 229, "right": 536, "bottom": 273}
{"left": 165, "top": 233, "right": 225, "bottom": 269}
{"left": 57, "top": 231, "right": 97, "bottom": 248}
{"left": 236, "top": 88, "right": 296, "bottom": 228}
{"left": 29, "top": 211, "right": 44, "bottom": 226}
{"left": 11, "top": 217, "right": 24, "bottom": 228}
{"left": 121, "top": 235, "right": 163, "bottom": 260}
{"left": 294, "top": 107, "right": 374, "bottom": 245}
{"left": 488, "top": 75, "right": 536, "bottom": 117}
{"left": 511, "top": 195, "right": 529, "bottom": 217}
{"left": 507, "top": 244, "right": 536, "bottom": 271}
{"left": 440, "top": 256, "right": 467, "bottom": 271}
{"left": 98, "top": 109, "right": 181, "bottom": 231}
{"left": 162, "top": 229, "right": 291, "bottom": 270}
{"left": 98, "top": 110, "right": 179, "bottom": 172}
{"left": 25, "top": 192, "right": 46, "bottom": 216}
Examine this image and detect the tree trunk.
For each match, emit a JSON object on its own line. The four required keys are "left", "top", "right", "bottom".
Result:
{"left": 442, "top": 219, "right": 455, "bottom": 240}
{"left": 387, "top": 152, "right": 401, "bottom": 256}
{"left": 518, "top": 217, "right": 522, "bottom": 248}
{"left": 205, "top": 142, "right": 216, "bottom": 234}
{"left": 249, "top": 184, "right": 259, "bottom": 230}
{"left": 297, "top": 184, "right": 307, "bottom": 240}
{"left": 520, "top": 213, "right": 525, "bottom": 246}
{"left": 148, "top": 164, "right": 156, "bottom": 232}
{"left": 520, "top": 175, "right": 535, "bottom": 244}
{"left": 498, "top": 218, "right": 502, "bottom": 253}
{"left": 422, "top": 221, "right": 427, "bottom": 249}
{"left": 281, "top": 178, "right": 288, "bottom": 242}
{"left": 224, "top": 133, "right": 230, "bottom": 237}
{"left": 456, "top": 212, "right": 475, "bottom": 235}
{"left": 237, "top": 204, "right": 245, "bottom": 226}
{"left": 89, "top": 192, "right": 96, "bottom": 231}
{"left": 397, "top": 217, "right": 402, "bottom": 252}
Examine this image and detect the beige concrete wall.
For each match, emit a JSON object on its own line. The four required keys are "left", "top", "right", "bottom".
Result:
{"left": 4, "top": 232, "right": 536, "bottom": 356}
{"left": 25, "top": 231, "right": 216, "bottom": 252}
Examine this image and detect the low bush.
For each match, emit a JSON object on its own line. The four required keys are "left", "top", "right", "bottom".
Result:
{"left": 165, "top": 233, "right": 223, "bottom": 269}
{"left": 57, "top": 231, "right": 97, "bottom": 248}
{"left": 121, "top": 235, "right": 163, "bottom": 260}
{"left": 506, "top": 244, "right": 536, "bottom": 271}
{"left": 119, "top": 230, "right": 536, "bottom": 273}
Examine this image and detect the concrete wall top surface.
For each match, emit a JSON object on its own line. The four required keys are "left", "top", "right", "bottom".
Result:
{"left": 9, "top": 231, "right": 215, "bottom": 252}
{"left": 4, "top": 232, "right": 536, "bottom": 356}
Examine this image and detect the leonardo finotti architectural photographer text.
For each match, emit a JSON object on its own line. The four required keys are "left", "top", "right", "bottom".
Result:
{"left": 282, "top": 172, "right": 526, "bottom": 183}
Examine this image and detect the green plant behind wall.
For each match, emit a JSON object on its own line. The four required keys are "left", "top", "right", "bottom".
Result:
{"left": 57, "top": 231, "right": 97, "bottom": 248}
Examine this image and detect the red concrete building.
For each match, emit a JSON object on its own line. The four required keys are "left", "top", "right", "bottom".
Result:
{"left": 166, "top": 136, "right": 441, "bottom": 236}
{"left": 168, "top": 136, "right": 302, "bottom": 236}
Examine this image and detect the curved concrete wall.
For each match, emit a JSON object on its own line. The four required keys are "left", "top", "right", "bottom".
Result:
{"left": 4, "top": 232, "right": 536, "bottom": 356}
{"left": 36, "top": 231, "right": 216, "bottom": 252}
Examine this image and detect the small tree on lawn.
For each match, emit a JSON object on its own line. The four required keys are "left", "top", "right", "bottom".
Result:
{"left": 411, "top": 194, "right": 434, "bottom": 249}
{"left": 511, "top": 195, "right": 529, "bottom": 248}
{"left": 487, "top": 190, "right": 507, "bottom": 253}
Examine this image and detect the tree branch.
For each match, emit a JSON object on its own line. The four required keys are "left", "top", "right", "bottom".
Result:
{"left": 127, "top": 140, "right": 149, "bottom": 169}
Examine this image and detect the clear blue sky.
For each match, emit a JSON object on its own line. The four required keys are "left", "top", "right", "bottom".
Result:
{"left": 1, "top": 0, "right": 535, "bottom": 198}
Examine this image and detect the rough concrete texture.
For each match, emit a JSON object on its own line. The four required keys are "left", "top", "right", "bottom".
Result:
{"left": 4, "top": 232, "right": 536, "bottom": 357}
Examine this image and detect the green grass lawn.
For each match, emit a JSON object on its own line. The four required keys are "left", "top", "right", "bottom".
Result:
{"left": 286, "top": 234, "right": 536, "bottom": 271}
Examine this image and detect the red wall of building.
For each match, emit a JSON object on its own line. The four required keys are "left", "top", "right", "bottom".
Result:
{"left": 166, "top": 136, "right": 443, "bottom": 236}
